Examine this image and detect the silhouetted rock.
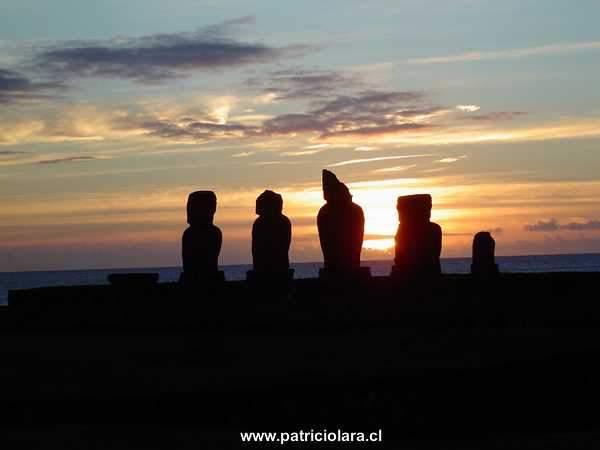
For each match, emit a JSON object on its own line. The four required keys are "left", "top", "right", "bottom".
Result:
{"left": 392, "top": 194, "right": 442, "bottom": 278}
{"left": 247, "top": 190, "right": 293, "bottom": 282}
{"left": 180, "top": 191, "right": 224, "bottom": 283}
{"left": 318, "top": 170, "right": 369, "bottom": 279}
{"left": 471, "top": 231, "right": 499, "bottom": 276}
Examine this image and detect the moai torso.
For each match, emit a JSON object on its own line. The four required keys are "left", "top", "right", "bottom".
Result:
{"left": 182, "top": 225, "right": 222, "bottom": 274}
{"left": 471, "top": 231, "right": 499, "bottom": 275}
{"left": 393, "top": 194, "right": 442, "bottom": 277}
{"left": 181, "top": 191, "right": 222, "bottom": 280}
{"left": 317, "top": 170, "right": 364, "bottom": 270}
{"left": 252, "top": 190, "right": 292, "bottom": 273}
{"left": 318, "top": 202, "right": 364, "bottom": 270}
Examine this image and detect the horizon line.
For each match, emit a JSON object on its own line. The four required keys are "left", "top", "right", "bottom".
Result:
{"left": 2, "top": 251, "right": 599, "bottom": 274}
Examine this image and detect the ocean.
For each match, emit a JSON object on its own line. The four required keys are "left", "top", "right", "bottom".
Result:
{"left": 1, "top": 253, "right": 600, "bottom": 305}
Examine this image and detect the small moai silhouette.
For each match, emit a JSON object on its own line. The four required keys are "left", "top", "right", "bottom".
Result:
{"left": 317, "top": 169, "right": 366, "bottom": 273}
{"left": 180, "top": 191, "right": 223, "bottom": 282}
{"left": 471, "top": 231, "right": 499, "bottom": 276}
{"left": 251, "top": 190, "right": 292, "bottom": 274}
{"left": 392, "top": 194, "right": 442, "bottom": 278}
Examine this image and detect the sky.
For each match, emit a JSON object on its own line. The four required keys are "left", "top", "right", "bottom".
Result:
{"left": 1, "top": 0, "right": 600, "bottom": 271}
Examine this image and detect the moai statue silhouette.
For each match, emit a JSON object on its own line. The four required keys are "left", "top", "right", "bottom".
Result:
{"left": 392, "top": 194, "right": 442, "bottom": 279}
{"left": 250, "top": 190, "right": 292, "bottom": 276}
{"left": 471, "top": 231, "right": 499, "bottom": 276}
{"left": 317, "top": 170, "right": 369, "bottom": 279}
{"left": 180, "top": 191, "right": 223, "bottom": 283}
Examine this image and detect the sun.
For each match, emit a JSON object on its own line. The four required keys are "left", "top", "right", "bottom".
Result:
{"left": 363, "top": 238, "right": 395, "bottom": 251}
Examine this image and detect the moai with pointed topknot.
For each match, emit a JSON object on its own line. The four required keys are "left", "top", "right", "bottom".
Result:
{"left": 471, "top": 231, "right": 499, "bottom": 276}
{"left": 318, "top": 170, "right": 369, "bottom": 279}
{"left": 249, "top": 190, "right": 292, "bottom": 279}
{"left": 392, "top": 194, "right": 442, "bottom": 279}
{"left": 180, "top": 191, "right": 224, "bottom": 283}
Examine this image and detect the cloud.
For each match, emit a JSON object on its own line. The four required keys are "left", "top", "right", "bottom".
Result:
{"left": 524, "top": 218, "right": 560, "bottom": 232}
{"left": 0, "top": 68, "right": 63, "bottom": 104}
{"left": 311, "top": 90, "right": 423, "bottom": 116}
{"left": 27, "top": 18, "right": 313, "bottom": 83}
{"left": 5, "top": 96, "right": 600, "bottom": 149}
{"left": 363, "top": 234, "right": 394, "bottom": 240}
{"left": 329, "top": 154, "right": 431, "bottom": 167}
{"left": 140, "top": 117, "right": 255, "bottom": 141}
{"left": 404, "top": 40, "right": 600, "bottom": 64}
{"left": 129, "top": 90, "right": 441, "bottom": 144}
{"left": 373, "top": 164, "right": 417, "bottom": 173}
{"left": 463, "top": 111, "right": 527, "bottom": 121}
{"left": 261, "top": 113, "right": 326, "bottom": 135}
{"left": 457, "top": 105, "right": 480, "bottom": 112}
{"left": 252, "top": 160, "right": 302, "bottom": 166}
{"left": 562, "top": 220, "right": 600, "bottom": 231}
{"left": 0, "top": 104, "right": 147, "bottom": 145}
{"left": 0, "top": 150, "right": 27, "bottom": 155}
{"left": 524, "top": 218, "right": 600, "bottom": 232}
{"left": 382, "top": 119, "right": 600, "bottom": 147}
{"left": 36, "top": 155, "right": 99, "bottom": 165}
{"left": 280, "top": 149, "right": 323, "bottom": 156}
{"left": 443, "top": 232, "right": 474, "bottom": 237}
{"left": 230, "top": 151, "right": 255, "bottom": 158}
{"left": 262, "top": 90, "right": 441, "bottom": 139}
{"left": 246, "top": 69, "right": 362, "bottom": 99}
{"left": 320, "top": 123, "right": 429, "bottom": 139}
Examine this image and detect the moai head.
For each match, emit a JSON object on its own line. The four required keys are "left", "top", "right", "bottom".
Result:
{"left": 472, "top": 231, "right": 496, "bottom": 263}
{"left": 256, "top": 190, "right": 283, "bottom": 217}
{"left": 396, "top": 194, "right": 432, "bottom": 226}
{"left": 322, "top": 169, "right": 352, "bottom": 204}
{"left": 187, "top": 191, "right": 217, "bottom": 226}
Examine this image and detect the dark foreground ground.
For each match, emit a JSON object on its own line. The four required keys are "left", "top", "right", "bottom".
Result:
{"left": 1, "top": 272, "right": 600, "bottom": 448}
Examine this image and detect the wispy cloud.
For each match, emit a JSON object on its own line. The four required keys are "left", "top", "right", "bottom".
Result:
{"left": 457, "top": 105, "right": 480, "bottom": 112}
{"left": 252, "top": 160, "right": 302, "bottom": 166}
{"left": 141, "top": 117, "right": 254, "bottom": 141}
{"left": 0, "top": 103, "right": 144, "bottom": 145}
{"left": 36, "top": 155, "right": 99, "bottom": 165}
{"left": 281, "top": 149, "right": 323, "bottom": 156}
{"left": 463, "top": 111, "right": 527, "bottom": 122}
{"left": 436, "top": 157, "right": 458, "bottom": 163}
{"left": 373, "top": 163, "right": 417, "bottom": 173}
{"left": 404, "top": 41, "right": 600, "bottom": 64}
{"left": 0, "top": 150, "right": 27, "bottom": 155}
{"left": 381, "top": 119, "right": 600, "bottom": 147}
{"left": 328, "top": 154, "right": 432, "bottom": 167}
{"left": 246, "top": 69, "right": 361, "bottom": 100}
{"left": 230, "top": 151, "right": 255, "bottom": 158}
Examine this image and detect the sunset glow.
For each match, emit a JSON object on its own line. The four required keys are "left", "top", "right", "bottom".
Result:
{"left": 363, "top": 239, "right": 395, "bottom": 251}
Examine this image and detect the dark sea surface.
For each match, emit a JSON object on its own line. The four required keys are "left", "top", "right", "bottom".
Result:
{"left": 1, "top": 253, "right": 600, "bottom": 305}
